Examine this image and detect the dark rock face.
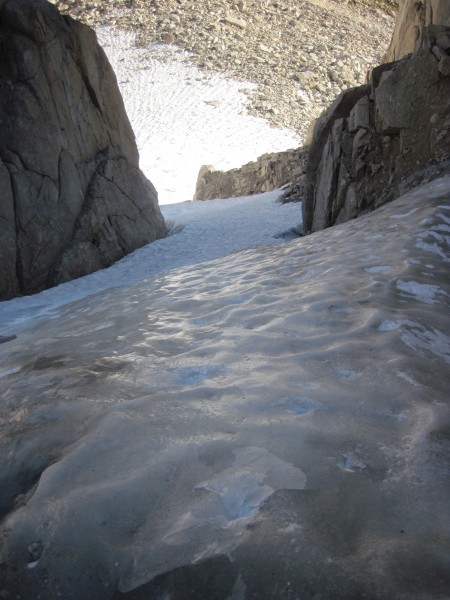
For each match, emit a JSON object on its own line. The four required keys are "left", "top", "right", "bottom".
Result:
{"left": 0, "top": 0, "right": 167, "bottom": 300}
{"left": 303, "top": 26, "right": 450, "bottom": 233}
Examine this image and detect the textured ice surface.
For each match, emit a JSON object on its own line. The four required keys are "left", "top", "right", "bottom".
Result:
{"left": 0, "top": 177, "right": 450, "bottom": 599}
{"left": 0, "top": 190, "right": 299, "bottom": 330}
{"left": 395, "top": 279, "right": 447, "bottom": 304}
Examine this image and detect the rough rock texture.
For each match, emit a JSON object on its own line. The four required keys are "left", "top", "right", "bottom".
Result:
{"left": 303, "top": 27, "right": 450, "bottom": 233}
{"left": 194, "top": 148, "right": 307, "bottom": 201}
{"left": 0, "top": 0, "right": 166, "bottom": 300}
{"left": 50, "top": 0, "right": 396, "bottom": 135}
{"left": 384, "top": 0, "right": 450, "bottom": 62}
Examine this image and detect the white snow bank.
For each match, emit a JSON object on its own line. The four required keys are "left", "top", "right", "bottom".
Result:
{"left": 97, "top": 27, "right": 301, "bottom": 204}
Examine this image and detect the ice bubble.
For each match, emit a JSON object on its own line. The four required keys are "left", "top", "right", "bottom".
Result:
{"left": 340, "top": 453, "right": 366, "bottom": 472}
{"left": 335, "top": 368, "right": 361, "bottom": 379}
{"left": 278, "top": 397, "right": 322, "bottom": 415}
{"left": 329, "top": 305, "right": 354, "bottom": 314}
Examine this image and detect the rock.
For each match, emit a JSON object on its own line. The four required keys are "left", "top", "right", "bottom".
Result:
{"left": 50, "top": 0, "right": 396, "bottom": 136}
{"left": 329, "top": 69, "right": 340, "bottom": 82}
{"left": 303, "top": 84, "right": 369, "bottom": 231}
{"left": 223, "top": 16, "right": 247, "bottom": 29}
{"left": 383, "top": 0, "right": 450, "bottom": 62}
{"left": 348, "top": 95, "right": 370, "bottom": 132}
{"left": 303, "top": 27, "right": 450, "bottom": 233}
{"left": 0, "top": 0, "right": 166, "bottom": 300}
{"left": 194, "top": 148, "right": 307, "bottom": 201}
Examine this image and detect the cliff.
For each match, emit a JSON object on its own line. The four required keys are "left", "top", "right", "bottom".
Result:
{"left": 0, "top": 0, "right": 167, "bottom": 300}
{"left": 303, "top": 23, "right": 450, "bottom": 233}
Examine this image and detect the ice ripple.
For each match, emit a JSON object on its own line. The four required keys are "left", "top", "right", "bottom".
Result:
{"left": 172, "top": 365, "right": 228, "bottom": 386}
{"left": 195, "top": 447, "right": 307, "bottom": 521}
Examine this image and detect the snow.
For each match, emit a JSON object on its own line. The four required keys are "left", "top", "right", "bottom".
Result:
{"left": 0, "top": 23, "right": 450, "bottom": 596}
{"left": 0, "top": 190, "right": 301, "bottom": 331}
{"left": 97, "top": 27, "right": 301, "bottom": 204}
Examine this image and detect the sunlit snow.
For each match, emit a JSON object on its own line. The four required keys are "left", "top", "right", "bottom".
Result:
{"left": 96, "top": 28, "right": 301, "bottom": 204}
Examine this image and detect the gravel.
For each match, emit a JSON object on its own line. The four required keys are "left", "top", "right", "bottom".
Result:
{"left": 50, "top": 0, "right": 396, "bottom": 137}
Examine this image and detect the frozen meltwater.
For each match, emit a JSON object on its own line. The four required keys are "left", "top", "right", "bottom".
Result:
{"left": 0, "top": 176, "right": 449, "bottom": 599}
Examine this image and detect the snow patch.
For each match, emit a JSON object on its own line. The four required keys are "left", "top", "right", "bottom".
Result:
{"left": 395, "top": 279, "right": 447, "bottom": 304}
{"left": 97, "top": 27, "right": 301, "bottom": 204}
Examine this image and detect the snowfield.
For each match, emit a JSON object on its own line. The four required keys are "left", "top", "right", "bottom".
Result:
{"left": 0, "top": 176, "right": 449, "bottom": 599}
{"left": 0, "top": 26, "right": 449, "bottom": 600}
{"left": 96, "top": 27, "right": 301, "bottom": 205}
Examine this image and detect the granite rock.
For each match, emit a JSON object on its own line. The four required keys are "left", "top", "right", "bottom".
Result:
{"left": 303, "top": 27, "right": 450, "bottom": 233}
{"left": 0, "top": 0, "right": 166, "bottom": 300}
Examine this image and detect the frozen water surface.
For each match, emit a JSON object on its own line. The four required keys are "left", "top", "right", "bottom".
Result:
{"left": 0, "top": 177, "right": 450, "bottom": 599}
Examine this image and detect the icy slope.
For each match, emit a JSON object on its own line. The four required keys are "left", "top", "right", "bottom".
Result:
{"left": 0, "top": 177, "right": 449, "bottom": 599}
{"left": 0, "top": 191, "right": 300, "bottom": 330}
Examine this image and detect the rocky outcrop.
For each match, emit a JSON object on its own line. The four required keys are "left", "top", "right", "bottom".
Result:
{"left": 0, "top": 0, "right": 166, "bottom": 300}
{"left": 303, "top": 25, "right": 450, "bottom": 233}
{"left": 384, "top": 0, "right": 450, "bottom": 62}
{"left": 194, "top": 148, "right": 307, "bottom": 201}
{"left": 51, "top": 0, "right": 395, "bottom": 136}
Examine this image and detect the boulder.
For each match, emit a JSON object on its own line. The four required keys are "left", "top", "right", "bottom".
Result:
{"left": 0, "top": 0, "right": 167, "bottom": 300}
{"left": 384, "top": 0, "right": 450, "bottom": 62}
{"left": 303, "top": 26, "right": 450, "bottom": 233}
{"left": 194, "top": 148, "right": 307, "bottom": 201}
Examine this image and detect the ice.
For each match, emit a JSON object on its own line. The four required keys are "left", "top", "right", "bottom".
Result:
{"left": 395, "top": 370, "right": 420, "bottom": 387}
{"left": 195, "top": 447, "right": 306, "bottom": 521}
{"left": 228, "top": 575, "right": 247, "bottom": 600}
{"left": 172, "top": 365, "right": 228, "bottom": 386}
{"left": 0, "top": 191, "right": 300, "bottom": 332}
{"left": 0, "top": 366, "right": 21, "bottom": 379}
{"left": 364, "top": 265, "right": 392, "bottom": 273}
{"left": 0, "top": 179, "right": 449, "bottom": 598}
{"left": 1, "top": 18, "right": 449, "bottom": 594}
